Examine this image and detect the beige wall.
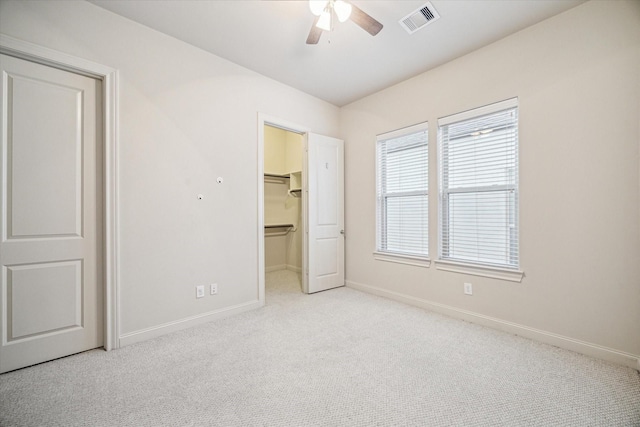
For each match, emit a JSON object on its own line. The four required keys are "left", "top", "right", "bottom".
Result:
{"left": 285, "top": 132, "right": 303, "bottom": 270}
{"left": 264, "top": 181, "right": 288, "bottom": 271}
{"left": 264, "top": 126, "right": 286, "bottom": 176}
{"left": 0, "top": 0, "right": 339, "bottom": 339}
{"left": 341, "top": 0, "right": 640, "bottom": 363}
{"left": 264, "top": 126, "right": 303, "bottom": 272}
{"left": 263, "top": 187, "right": 301, "bottom": 273}
{"left": 285, "top": 132, "right": 303, "bottom": 174}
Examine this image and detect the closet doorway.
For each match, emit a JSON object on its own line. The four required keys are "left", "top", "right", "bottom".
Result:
{"left": 257, "top": 115, "right": 344, "bottom": 303}
{"left": 263, "top": 125, "right": 304, "bottom": 291}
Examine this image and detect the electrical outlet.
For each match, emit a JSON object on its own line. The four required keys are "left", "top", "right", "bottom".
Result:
{"left": 196, "top": 285, "right": 205, "bottom": 299}
{"left": 210, "top": 283, "right": 218, "bottom": 295}
{"left": 464, "top": 283, "right": 473, "bottom": 295}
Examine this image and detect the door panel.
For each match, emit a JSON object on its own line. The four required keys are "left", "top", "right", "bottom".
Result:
{"left": 8, "top": 260, "right": 82, "bottom": 340}
{"left": 8, "top": 74, "right": 83, "bottom": 238}
{"left": 307, "top": 133, "right": 344, "bottom": 293}
{"left": 0, "top": 54, "right": 103, "bottom": 373}
{"left": 315, "top": 238, "right": 338, "bottom": 277}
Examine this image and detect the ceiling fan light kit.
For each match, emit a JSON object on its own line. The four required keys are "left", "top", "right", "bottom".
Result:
{"left": 309, "top": 0, "right": 352, "bottom": 22}
{"left": 309, "top": 0, "right": 328, "bottom": 16}
{"left": 316, "top": 11, "right": 332, "bottom": 31}
{"left": 333, "top": 1, "right": 353, "bottom": 22}
{"left": 306, "top": 0, "right": 383, "bottom": 45}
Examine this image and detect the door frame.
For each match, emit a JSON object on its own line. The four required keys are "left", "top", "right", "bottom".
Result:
{"left": 0, "top": 34, "right": 120, "bottom": 351}
{"left": 257, "top": 113, "right": 309, "bottom": 303}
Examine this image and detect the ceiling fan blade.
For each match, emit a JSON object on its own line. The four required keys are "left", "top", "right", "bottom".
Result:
{"left": 350, "top": 4, "right": 383, "bottom": 36}
{"left": 306, "top": 17, "right": 323, "bottom": 44}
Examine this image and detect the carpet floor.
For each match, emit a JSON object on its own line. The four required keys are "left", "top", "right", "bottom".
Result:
{"left": 1, "top": 269, "right": 639, "bottom": 426}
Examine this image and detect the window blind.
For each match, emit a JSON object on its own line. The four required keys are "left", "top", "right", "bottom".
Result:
{"left": 438, "top": 99, "right": 519, "bottom": 268}
{"left": 376, "top": 123, "right": 428, "bottom": 257}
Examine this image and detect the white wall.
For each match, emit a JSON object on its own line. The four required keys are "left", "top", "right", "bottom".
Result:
{"left": 0, "top": 0, "right": 339, "bottom": 340}
{"left": 2, "top": 0, "right": 638, "bottom": 367}
{"left": 342, "top": 0, "right": 640, "bottom": 365}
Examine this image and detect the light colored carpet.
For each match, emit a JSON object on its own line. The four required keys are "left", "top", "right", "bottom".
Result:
{"left": 1, "top": 269, "right": 639, "bottom": 426}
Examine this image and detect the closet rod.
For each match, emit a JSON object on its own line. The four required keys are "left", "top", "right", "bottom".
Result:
{"left": 264, "top": 223, "right": 296, "bottom": 237}
{"left": 264, "top": 173, "right": 290, "bottom": 179}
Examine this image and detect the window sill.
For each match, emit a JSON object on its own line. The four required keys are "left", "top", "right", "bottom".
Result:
{"left": 434, "top": 259, "right": 524, "bottom": 282}
{"left": 373, "top": 252, "right": 430, "bottom": 268}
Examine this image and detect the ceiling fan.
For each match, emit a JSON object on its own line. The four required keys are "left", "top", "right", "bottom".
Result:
{"left": 306, "top": 0, "right": 384, "bottom": 44}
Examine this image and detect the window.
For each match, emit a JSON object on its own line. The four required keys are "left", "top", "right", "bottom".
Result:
{"left": 376, "top": 123, "right": 429, "bottom": 260}
{"left": 438, "top": 98, "right": 519, "bottom": 269}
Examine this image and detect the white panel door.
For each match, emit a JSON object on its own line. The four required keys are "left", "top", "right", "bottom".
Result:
{"left": 306, "top": 133, "right": 344, "bottom": 293}
{"left": 0, "top": 54, "right": 103, "bottom": 373}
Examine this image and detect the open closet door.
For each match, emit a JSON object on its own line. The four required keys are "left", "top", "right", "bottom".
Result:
{"left": 306, "top": 133, "right": 344, "bottom": 293}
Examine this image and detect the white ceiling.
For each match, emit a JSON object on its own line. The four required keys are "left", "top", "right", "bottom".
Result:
{"left": 90, "top": 0, "right": 585, "bottom": 107}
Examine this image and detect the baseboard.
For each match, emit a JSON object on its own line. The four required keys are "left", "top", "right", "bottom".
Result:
{"left": 346, "top": 280, "right": 640, "bottom": 370}
{"left": 266, "top": 264, "right": 287, "bottom": 273}
{"left": 286, "top": 264, "right": 302, "bottom": 273}
{"left": 266, "top": 265, "right": 301, "bottom": 273}
{"left": 119, "top": 300, "right": 261, "bottom": 347}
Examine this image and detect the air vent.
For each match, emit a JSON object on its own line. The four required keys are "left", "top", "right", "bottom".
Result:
{"left": 399, "top": 1, "right": 440, "bottom": 34}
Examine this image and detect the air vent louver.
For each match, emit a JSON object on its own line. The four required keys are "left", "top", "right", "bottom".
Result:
{"left": 399, "top": 1, "right": 440, "bottom": 34}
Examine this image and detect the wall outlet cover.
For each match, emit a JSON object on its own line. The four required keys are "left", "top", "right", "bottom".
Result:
{"left": 210, "top": 283, "right": 218, "bottom": 295}
{"left": 464, "top": 283, "right": 473, "bottom": 295}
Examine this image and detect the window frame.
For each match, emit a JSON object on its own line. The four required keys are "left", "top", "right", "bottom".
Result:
{"left": 436, "top": 98, "right": 523, "bottom": 281}
{"left": 375, "top": 122, "right": 430, "bottom": 266}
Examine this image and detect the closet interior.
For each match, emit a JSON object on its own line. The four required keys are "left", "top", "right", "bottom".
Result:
{"left": 264, "top": 125, "right": 303, "bottom": 290}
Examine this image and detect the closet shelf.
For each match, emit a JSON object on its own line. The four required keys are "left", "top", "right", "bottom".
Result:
{"left": 288, "top": 189, "right": 302, "bottom": 198}
{"left": 264, "top": 171, "right": 303, "bottom": 195}
{"left": 264, "top": 173, "right": 289, "bottom": 184}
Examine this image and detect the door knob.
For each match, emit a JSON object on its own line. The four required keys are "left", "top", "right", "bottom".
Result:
{"left": 340, "top": 230, "right": 345, "bottom": 235}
